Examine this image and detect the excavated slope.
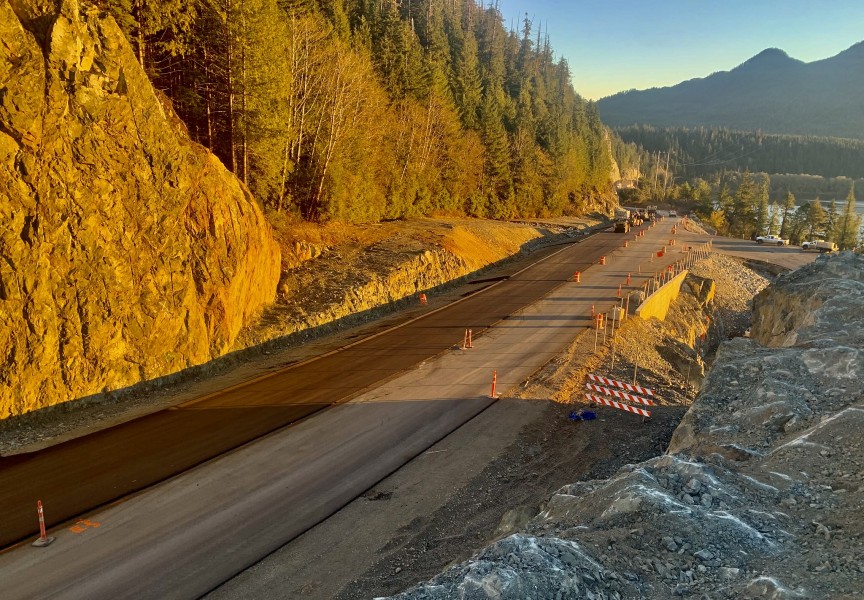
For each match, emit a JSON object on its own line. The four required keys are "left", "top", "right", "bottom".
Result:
{"left": 388, "top": 252, "right": 864, "bottom": 600}
{"left": 0, "top": 0, "right": 280, "bottom": 417}
{"left": 238, "top": 219, "right": 573, "bottom": 350}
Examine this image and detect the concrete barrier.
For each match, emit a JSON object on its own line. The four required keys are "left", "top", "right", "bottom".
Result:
{"left": 635, "top": 270, "right": 688, "bottom": 321}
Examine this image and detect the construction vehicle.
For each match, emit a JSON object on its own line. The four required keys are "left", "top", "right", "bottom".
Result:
{"left": 614, "top": 207, "right": 630, "bottom": 221}
{"left": 613, "top": 207, "right": 631, "bottom": 232}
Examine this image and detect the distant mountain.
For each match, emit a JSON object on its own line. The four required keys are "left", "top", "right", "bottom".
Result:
{"left": 597, "top": 42, "right": 864, "bottom": 139}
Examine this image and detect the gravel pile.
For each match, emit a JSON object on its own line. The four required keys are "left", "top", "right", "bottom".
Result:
{"left": 384, "top": 253, "right": 864, "bottom": 600}
{"left": 690, "top": 254, "right": 771, "bottom": 337}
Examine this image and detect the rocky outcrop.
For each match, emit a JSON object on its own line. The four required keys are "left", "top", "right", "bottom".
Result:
{"left": 388, "top": 253, "right": 864, "bottom": 599}
{"left": 750, "top": 252, "right": 864, "bottom": 348}
{"left": 0, "top": 0, "right": 280, "bottom": 417}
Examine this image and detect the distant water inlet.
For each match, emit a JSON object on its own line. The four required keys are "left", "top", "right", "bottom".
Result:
{"left": 815, "top": 199, "right": 864, "bottom": 215}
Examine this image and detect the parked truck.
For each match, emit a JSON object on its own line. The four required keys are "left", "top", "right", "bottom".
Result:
{"left": 755, "top": 234, "right": 789, "bottom": 246}
{"left": 801, "top": 240, "right": 838, "bottom": 253}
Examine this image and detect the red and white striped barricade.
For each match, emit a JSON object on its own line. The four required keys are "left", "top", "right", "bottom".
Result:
{"left": 584, "top": 394, "right": 651, "bottom": 418}
{"left": 587, "top": 374, "right": 655, "bottom": 397}
{"left": 585, "top": 383, "right": 655, "bottom": 406}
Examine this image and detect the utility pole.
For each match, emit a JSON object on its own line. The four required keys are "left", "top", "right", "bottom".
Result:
{"left": 661, "top": 150, "right": 672, "bottom": 200}
{"left": 651, "top": 151, "right": 660, "bottom": 200}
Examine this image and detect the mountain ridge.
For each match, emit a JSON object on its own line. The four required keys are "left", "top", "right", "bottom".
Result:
{"left": 597, "top": 42, "right": 864, "bottom": 139}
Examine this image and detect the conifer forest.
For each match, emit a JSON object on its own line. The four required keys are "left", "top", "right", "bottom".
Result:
{"left": 98, "top": 0, "right": 616, "bottom": 223}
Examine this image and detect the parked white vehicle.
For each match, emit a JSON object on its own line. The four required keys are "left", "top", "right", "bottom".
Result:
{"left": 756, "top": 234, "right": 789, "bottom": 246}
{"left": 802, "top": 240, "right": 838, "bottom": 253}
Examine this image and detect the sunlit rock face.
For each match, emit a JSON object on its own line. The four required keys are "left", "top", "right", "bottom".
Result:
{"left": 0, "top": 0, "right": 280, "bottom": 417}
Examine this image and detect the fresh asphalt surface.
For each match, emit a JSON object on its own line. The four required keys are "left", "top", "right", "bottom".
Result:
{"left": 0, "top": 220, "right": 816, "bottom": 599}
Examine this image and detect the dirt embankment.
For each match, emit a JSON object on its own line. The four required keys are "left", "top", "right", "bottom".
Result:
{"left": 236, "top": 217, "right": 590, "bottom": 350}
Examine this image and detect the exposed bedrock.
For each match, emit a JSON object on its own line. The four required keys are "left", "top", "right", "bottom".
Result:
{"left": 0, "top": 0, "right": 281, "bottom": 417}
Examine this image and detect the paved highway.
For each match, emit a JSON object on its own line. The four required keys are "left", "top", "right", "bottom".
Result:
{"left": 0, "top": 230, "right": 609, "bottom": 549}
{"left": 705, "top": 235, "right": 819, "bottom": 271}
{"left": 0, "top": 221, "right": 807, "bottom": 599}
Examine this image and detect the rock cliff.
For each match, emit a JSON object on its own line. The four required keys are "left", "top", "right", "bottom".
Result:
{"left": 387, "top": 252, "right": 864, "bottom": 599}
{"left": 0, "top": 0, "right": 281, "bottom": 417}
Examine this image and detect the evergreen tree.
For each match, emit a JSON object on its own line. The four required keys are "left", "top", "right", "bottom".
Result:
{"left": 806, "top": 199, "right": 827, "bottom": 241}
{"left": 371, "top": 2, "right": 428, "bottom": 100}
{"left": 836, "top": 184, "right": 862, "bottom": 250}
{"left": 755, "top": 177, "right": 770, "bottom": 235}
{"left": 242, "top": 0, "right": 295, "bottom": 205}
{"left": 479, "top": 94, "right": 514, "bottom": 216}
{"left": 691, "top": 178, "right": 714, "bottom": 220}
{"left": 97, "top": 0, "right": 199, "bottom": 70}
{"left": 713, "top": 183, "right": 734, "bottom": 235}
{"left": 451, "top": 25, "right": 483, "bottom": 129}
{"left": 768, "top": 202, "right": 780, "bottom": 235}
{"left": 788, "top": 202, "right": 810, "bottom": 245}
{"left": 779, "top": 191, "right": 795, "bottom": 239}
{"left": 729, "top": 170, "right": 756, "bottom": 238}
{"left": 825, "top": 198, "right": 839, "bottom": 241}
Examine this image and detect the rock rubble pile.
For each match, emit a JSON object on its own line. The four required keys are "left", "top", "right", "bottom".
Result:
{"left": 385, "top": 252, "right": 864, "bottom": 599}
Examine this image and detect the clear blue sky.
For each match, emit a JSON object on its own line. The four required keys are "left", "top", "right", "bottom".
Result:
{"left": 495, "top": 0, "right": 864, "bottom": 100}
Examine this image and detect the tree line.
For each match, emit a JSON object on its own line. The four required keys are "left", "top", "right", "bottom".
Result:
{"left": 615, "top": 125, "right": 864, "bottom": 181}
{"left": 766, "top": 173, "right": 864, "bottom": 204}
{"left": 678, "top": 171, "right": 861, "bottom": 249}
{"left": 96, "top": 0, "right": 616, "bottom": 223}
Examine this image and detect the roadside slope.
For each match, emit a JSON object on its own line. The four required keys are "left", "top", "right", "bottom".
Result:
{"left": 384, "top": 252, "right": 864, "bottom": 600}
